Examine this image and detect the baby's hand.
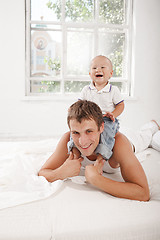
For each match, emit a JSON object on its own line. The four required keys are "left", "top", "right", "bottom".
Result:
{"left": 103, "top": 112, "right": 115, "bottom": 122}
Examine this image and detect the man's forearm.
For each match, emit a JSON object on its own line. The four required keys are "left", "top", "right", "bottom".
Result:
{"left": 38, "top": 167, "right": 64, "bottom": 182}
{"left": 38, "top": 154, "right": 82, "bottom": 182}
{"left": 88, "top": 174, "right": 149, "bottom": 201}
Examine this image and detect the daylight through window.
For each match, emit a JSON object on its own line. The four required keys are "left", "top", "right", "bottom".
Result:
{"left": 25, "top": 0, "right": 133, "bottom": 96}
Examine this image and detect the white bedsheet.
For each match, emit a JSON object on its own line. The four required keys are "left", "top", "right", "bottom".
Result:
{"left": 0, "top": 140, "right": 159, "bottom": 240}
{"left": 0, "top": 139, "right": 63, "bottom": 210}
{"left": 0, "top": 138, "right": 160, "bottom": 210}
{"left": 49, "top": 148, "right": 160, "bottom": 240}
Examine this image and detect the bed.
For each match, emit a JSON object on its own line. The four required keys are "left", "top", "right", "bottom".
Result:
{"left": 0, "top": 135, "right": 160, "bottom": 240}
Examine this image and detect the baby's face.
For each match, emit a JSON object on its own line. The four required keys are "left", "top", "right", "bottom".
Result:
{"left": 89, "top": 56, "right": 113, "bottom": 88}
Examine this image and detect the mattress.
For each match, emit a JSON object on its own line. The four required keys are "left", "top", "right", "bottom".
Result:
{"left": 0, "top": 139, "right": 159, "bottom": 240}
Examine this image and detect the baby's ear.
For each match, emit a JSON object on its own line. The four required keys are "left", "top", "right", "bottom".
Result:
{"left": 72, "top": 147, "right": 81, "bottom": 159}
{"left": 110, "top": 70, "right": 113, "bottom": 78}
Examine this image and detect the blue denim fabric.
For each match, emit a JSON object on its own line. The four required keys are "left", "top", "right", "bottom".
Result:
{"left": 95, "top": 117, "right": 119, "bottom": 160}
{"left": 67, "top": 136, "right": 75, "bottom": 153}
{"left": 67, "top": 117, "right": 119, "bottom": 160}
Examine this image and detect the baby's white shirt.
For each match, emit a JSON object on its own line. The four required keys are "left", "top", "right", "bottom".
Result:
{"left": 79, "top": 82, "right": 124, "bottom": 114}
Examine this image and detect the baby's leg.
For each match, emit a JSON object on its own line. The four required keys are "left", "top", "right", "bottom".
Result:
{"left": 125, "top": 120, "right": 159, "bottom": 153}
{"left": 95, "top": 118, "right": 119, "bottom": 160}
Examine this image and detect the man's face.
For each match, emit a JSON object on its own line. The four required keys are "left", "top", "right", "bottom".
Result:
{"left": 69, "top": 118, "right": 104, "bottom": 157}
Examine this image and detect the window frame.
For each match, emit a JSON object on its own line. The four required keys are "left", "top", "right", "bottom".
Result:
{"left": 25, "top": 0, "right": 133, "bottom": 98}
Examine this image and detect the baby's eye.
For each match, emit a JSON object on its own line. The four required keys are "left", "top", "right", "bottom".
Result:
{"left": 92, "top": 67, "right": 96, "bottom": 69}
{"left": 101, "top": 66, "right": 105, "bottom": 69}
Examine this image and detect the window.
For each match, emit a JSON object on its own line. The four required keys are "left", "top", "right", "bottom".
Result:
{"left": 25, "top": 0, "right": 133, "bottom": 97}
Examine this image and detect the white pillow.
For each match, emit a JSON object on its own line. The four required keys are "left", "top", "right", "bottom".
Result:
{"left": 151, "top": 130, "right": 160, "bottom": 151}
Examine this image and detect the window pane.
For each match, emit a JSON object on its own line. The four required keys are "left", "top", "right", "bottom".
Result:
{"left": 65, "top": 0, "right": 94, "bottom": 22}
{"left": 110, "top": 81, "right": 128, "bottom": 94}
{"left": 67, "top": 28, "right": 94, "bottom": 76}
{"left": 27, "top": 0, "right": 132, "bottom": 96}
{"left": 98, "top": 29, "right": 125, "bottom": 78}
{"left": 64, "top": 81, "right": 89, "bottom": 93}
{"left": 31, "top": 25, "right": 62, "bottom": 78}
{"left": 31, "top": 0, "right": 61, "bottom": 21}
{"left": 30, "top": 80, "right": 61, "bottom": 93}
{"left": 99, "top": 0, "right": 126, "bottom": 24}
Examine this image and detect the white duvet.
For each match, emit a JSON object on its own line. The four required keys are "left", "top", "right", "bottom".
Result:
{"left": 0, "top": 139, "right": 63, "bottom": 210}
{"left": 0, "top": 138, "right": 160, "bottom": 240}
{"left": 0, "top": 137, "right": 160, "bottom": 210}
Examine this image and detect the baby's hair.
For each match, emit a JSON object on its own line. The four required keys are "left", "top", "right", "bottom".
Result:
{"left": 90, "top": 55, "right": 113, "bottom": 70}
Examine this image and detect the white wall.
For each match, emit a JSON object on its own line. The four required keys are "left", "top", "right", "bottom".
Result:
{"left": 0, "top": 0, "right": 160, "bottom": 140}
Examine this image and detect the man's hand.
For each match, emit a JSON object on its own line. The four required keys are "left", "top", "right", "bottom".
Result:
{"left": 103, "top": 112, "right": 115, "bottom": 122}
{"left": 61, "top": 152, "right": 83, "bottom": 179}
{"left": 85, "top": 155, "right": 105, "bottom": 184}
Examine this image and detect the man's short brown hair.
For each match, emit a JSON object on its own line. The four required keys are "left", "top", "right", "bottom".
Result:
{"left": 67, "top": 100, "right": 104, "bottom": 130}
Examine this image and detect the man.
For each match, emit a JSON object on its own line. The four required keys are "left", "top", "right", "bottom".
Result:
{"left": 38, "top": 100, "right": 150, "bottom": 201}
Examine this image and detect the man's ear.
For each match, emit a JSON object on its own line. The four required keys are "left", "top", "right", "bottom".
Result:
{"left": 100, "top": 122, "right": 104, "bottom": 133}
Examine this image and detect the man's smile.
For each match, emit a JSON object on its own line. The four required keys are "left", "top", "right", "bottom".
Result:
{"left": 79, "top": 143, "right": 92, "bottom": 150}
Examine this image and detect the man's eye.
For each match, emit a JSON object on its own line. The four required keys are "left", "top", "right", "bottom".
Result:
{"left": 87, "top": 130, "right": 92, "bottom": 133}
{"left": 72, "top": 131, "right": 79, "bottom": 135}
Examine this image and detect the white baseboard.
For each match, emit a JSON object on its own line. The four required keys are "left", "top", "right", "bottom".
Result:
{"left": 0, "top": 133, "right": 61, "bottom": 141}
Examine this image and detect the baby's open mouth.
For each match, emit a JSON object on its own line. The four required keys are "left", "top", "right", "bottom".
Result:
{"left": 95, "top": 74, "right": 103, "bottom": 77}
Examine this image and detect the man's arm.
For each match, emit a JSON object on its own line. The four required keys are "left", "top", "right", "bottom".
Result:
{"left": 85, "top": 132, "right": 150, "bottom": 201}
{"left": 38, "top": 132, "right": 83, "bottom": 182}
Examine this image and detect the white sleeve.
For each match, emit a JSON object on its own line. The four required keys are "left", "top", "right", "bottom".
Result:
{"left": 112, "top": 86, "right": 124, "bottom": 105}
